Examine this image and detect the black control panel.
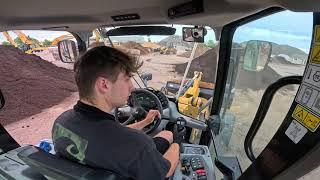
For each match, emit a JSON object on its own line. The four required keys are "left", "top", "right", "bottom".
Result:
{"left": 172, "top": 144, "right": 215, "bottom": 180}
{"left": 180, "top": 156, "right": 208, "bottom": 180}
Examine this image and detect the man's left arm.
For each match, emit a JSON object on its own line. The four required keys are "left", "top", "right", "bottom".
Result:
{"left": 126, "top": 110, "right": 159, "bottom": 130}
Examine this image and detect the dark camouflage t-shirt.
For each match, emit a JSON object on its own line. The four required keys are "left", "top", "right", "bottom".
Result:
{"left": 52, "top": 101, "right": 170, "bottom": 180}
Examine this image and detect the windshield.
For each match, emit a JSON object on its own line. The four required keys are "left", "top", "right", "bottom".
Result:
{"left": 95, "top": 25, "right": 217, "bottom": 92}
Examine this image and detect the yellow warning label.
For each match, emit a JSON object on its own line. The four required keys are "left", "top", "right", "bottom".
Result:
{"left": 314, "top": 25, "right": 320, "bottom": 43}
{"left": 310, "top": 45, "right": 320, "bottom": 64}
{"left": 292, "top": 104, "right": 320, "bottom": 132}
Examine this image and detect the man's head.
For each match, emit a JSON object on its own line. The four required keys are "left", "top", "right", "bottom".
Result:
{"left": 74, "top": 46, "right": 142, "bottom": 109}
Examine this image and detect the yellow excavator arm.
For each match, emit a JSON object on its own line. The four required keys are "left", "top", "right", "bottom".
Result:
{"left": 93, "top": 30, "right": 102, "bottom": 43}
{"left": 51, "top": 34, "right": 75, "bottom": 46}
{"left": 11, "top": 30, "right": 49, "bottom": 54}
{"left": 12, "top": 30, "right": 36, "bottom": 45}
{"left": 2, "top": 31, "right": 18, "bottom": 47}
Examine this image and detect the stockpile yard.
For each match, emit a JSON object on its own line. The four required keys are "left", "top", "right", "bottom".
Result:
{"left": 0, "top": 45, "right": 77, "bottom": 125}
{"left": 175, "top": 46, "right": 217, "bottom": 83}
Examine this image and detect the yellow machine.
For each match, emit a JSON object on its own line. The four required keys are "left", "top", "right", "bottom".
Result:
{"left": 178, "top": 71, "right": 210, "bottom": 117}
{"left": 12, "top": 30, "right": 48, "bottom": 54}
{"left": 178, "top": 71, "right": 210, "bottom": 143}
{"left": 2, "top": 31, "right": 18, "bottom": 47}
{"left": 160, "top": 43, "right": 177, "bottom": 54}
{"left": 51, "top": 34, "right": 75, "bottom": 46}
{"left": 93, "top": 30, "right": 102, "bottom": 43}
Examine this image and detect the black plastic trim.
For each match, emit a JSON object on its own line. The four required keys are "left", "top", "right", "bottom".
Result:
{"left": 244, "top": 76, "right": 302, "bottom": 162}
{"left": 199, "top": 7, "right": 284, "bottom": 146}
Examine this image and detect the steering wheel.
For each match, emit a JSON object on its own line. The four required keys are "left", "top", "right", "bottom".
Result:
{"left": 118, "top": 88, "right": 163, "bottom": 134}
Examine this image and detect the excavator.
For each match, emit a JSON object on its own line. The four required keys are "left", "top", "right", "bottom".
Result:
{"left": 2, "top": 30, "right": 49, "bottom": 54}
{"left": 12, "top": 30, "right": 49, "bottom": 54}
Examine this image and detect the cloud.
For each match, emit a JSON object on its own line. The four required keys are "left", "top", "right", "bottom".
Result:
{"left": 234, "top": 26, "right": 312, "bottom": 52}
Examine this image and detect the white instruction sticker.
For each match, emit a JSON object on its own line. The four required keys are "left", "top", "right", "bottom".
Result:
{"left": 303, "top": 64, "right": 320, "bottom": 88}
{"left": 295, "top": 83, "right": 320, "bottom": 114}
{"left": 285, "top": 120, "right": 308, "bottom": 144}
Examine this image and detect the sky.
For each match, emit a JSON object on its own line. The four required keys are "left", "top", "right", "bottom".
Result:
{"left": 0, "top": 11, "right": 313, "bottom": 53}
{"left": 233, "top": 11, "right": 313, "bottom": 53}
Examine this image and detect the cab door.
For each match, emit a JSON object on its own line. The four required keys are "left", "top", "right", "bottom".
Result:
{"left": 201, "top": 7, "right": 320, "bottom": 179}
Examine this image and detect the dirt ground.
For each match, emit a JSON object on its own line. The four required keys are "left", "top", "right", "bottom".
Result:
{"left": 5, "top": 93, "right": 78, "bottom": 145}
{"left": 223, "top": 87, "right": 298, "bottom": 170}
{"left": 139, "top": 53, "right": 188, "bottom": 89}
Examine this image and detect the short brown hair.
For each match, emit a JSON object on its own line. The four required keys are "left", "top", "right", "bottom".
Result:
{"left": 74, "top": 46, "right": 142, "bottom": 99}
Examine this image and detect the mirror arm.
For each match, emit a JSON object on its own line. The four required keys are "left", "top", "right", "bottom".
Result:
{"left": 136, "top": 71, "right": 147, "bottom": 88}
{"left": 106, "top": 35, "right": 114, "bottom": 48}
{"left": 132, "top": 76, "right": 142, "bottom": 88}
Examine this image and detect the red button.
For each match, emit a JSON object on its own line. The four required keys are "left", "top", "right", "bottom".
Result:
{"left": 196, "top": 169, "right": 206, "bottom": 174}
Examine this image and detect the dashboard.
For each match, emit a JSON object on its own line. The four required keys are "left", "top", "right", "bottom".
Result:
{"left": 130, "top": 89, "right": 169, "bottom": 111}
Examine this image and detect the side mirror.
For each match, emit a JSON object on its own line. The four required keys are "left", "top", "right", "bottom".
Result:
{"left": 58, "top": 40, "right": 78, "bottom": 63}
{"left": 243, "top": 40, "right": 272, "bottom": 72}
{"left": 140, "top": 73, "right": 152, "bottom": 86}
{"left": 182, "top": 27, "right": 206, "bottom": 43}
{"left": 0, "top": 89, "right": 5, "bottom": 109}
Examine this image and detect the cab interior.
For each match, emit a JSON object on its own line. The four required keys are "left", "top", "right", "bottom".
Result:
{"left": 0, "top": 0, "right": 319, "bottom": 180}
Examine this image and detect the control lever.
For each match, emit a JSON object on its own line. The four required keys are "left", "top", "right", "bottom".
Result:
{"left": 174, "top": 117, "right": 187, "bottom": 152}
{"left": 176, "top": 117, "right": 187, "bottom": 131}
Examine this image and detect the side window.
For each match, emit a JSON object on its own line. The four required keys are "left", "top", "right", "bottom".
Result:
{"left": 217, "top": 11, "right": 313, "bottom": 170}
{"left": 0, "top": 30, "right": 78, "bottom": 146}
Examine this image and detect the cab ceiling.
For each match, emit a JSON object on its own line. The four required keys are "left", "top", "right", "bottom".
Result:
{"left": 0, "top": 0, "right": 318, "bottom": 32}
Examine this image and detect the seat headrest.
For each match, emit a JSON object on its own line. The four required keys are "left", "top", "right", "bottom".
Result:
{"left": 17, "top": 145, "right": 127, "bottom": 180}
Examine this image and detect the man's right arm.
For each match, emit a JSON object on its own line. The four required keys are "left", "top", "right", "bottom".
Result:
{"left": 163, "top": 143, "right": 180, "bottom": 177}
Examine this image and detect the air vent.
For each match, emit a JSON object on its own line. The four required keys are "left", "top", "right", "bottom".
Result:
{"left": 111, "top": 14, "right": 140, "bottom": 21}
{"left": 168, "top": 0, "right": 204, "bottom": 19}
{"left": 42, "top": 26, "right": 69, "bottom": 30}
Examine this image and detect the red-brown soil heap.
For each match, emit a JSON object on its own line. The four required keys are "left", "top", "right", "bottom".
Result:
{"left": 0, "top": 46, "right": 77, "bottom": 125}
{"left": 175, "top": 47, "right": 218, "bottom": 83}
{"left": 120, "top": 41, "right": 150, "bottom": 55}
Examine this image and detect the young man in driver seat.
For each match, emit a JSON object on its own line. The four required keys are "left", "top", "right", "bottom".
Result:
{"left": 52, "top": 46, "right": 181, "bottom": 179}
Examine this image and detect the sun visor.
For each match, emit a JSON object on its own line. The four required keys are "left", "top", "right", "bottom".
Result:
{"left": 105, "top": 26, "right": 176, "bottom": 36}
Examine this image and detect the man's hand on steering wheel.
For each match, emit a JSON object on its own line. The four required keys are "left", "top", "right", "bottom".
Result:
{"left": 143, "top": 110, "right": 161, "bottom": 125}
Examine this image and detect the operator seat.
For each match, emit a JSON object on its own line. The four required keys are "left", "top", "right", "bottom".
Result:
{"left": 17, "top": 145, "right": 128, "bottom": 180}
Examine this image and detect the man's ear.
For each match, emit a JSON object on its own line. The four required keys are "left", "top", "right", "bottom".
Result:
{"left": 95, "top": 77, "right": 110, "bottom": 94}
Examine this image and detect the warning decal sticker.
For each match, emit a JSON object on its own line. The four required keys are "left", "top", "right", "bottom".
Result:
{"left": 285, "top": 120, "right": 308, "bottom": 144}
{"left": 310, "top": 45, "right": 320, "bottom": 64}
{"left": 313, "top": 25, "right": 320, "bottom": 43}
{"left": 292, "top": 104, "right": 320, "bottom": 132}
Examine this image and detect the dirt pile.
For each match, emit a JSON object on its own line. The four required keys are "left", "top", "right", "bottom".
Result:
{"left": 271, "top": 55, "right": 295, "bottom": 65}
{"left": 175, "top": 47, "right": 218, "bottom": 83}
{"left": 120, "top": 41, "right": 150, "bottom": 55}
{"left": 178, "top": 44, "right": 211, "bottom": 58}
{"left": 0, "top": 46, "right": 77, "bottom": 125}
{"left": 159, "top": 35, "right": 194, "bottom": 49}
{"left": 174, "top": 45, "right": 283, "bottom": 90}
{"left": 235, "top": 66, "right": 283, "bottom": 90}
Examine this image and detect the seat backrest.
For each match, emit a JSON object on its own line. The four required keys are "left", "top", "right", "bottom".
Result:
{"left": 17, "top": 145, "right": 127, "bottom": 180}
